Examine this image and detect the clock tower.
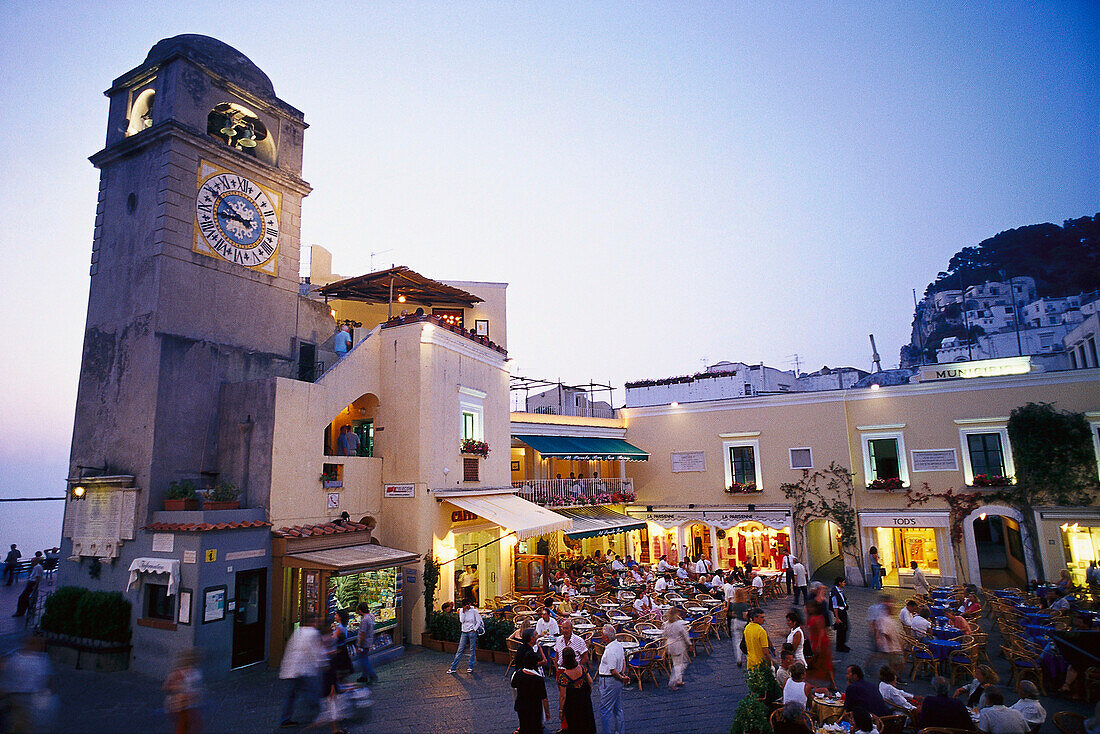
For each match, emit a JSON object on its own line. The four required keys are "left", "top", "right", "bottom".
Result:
{"left": 65, "top": 36, "right": 316, "bottom": 565}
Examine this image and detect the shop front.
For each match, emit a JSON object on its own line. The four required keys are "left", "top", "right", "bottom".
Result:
{"left": 626, "top": 507, "right": 793, "bottom": 571}
{"left": 437, "top": 489, "right": 572, "bottom": 603}
{"left": 859, "top": 511, "right": 955, "bottom": 588}
{"left": 1035, "top": 508, "right": 1100, "bottom": 586}
{"left": 271, "top": 527, "right": 419, "bottom": 665}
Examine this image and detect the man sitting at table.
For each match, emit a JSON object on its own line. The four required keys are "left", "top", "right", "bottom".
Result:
{"left": 676, "top": 562, "right": 691, "bottom": 581}
{"left": 633, "top": 591, "right": 659, "bottom": 617}
{"left": 976, "top": 687, "right": 1029, "bottom": 734}
{"left": 553, "top": 619, "right": 589, "bottom": 670}
{"left": 899, "top": 600, "right": 918, "bottom": 629}
{"left": 535, "top": 608, "right": 560, "bottom": 637}
{"left": 1009, "top": 681, "right": 1045, "bottom": 731}
{"left": 775, "top": 646, "right": 796, "bottom": 688}
{"left": 843, "top": 665, "right": 891, "bottom": 717}
{"left": 919, "top": 676, "right": 976, "bottom": 731}
{"left": 773, "top": 701, "right": 813, "bottom": 734}
{"left": 910, "top": 607, "right": 932, "bottom": 636}
{"left": 657, "top": 554, "right": 673, "bottom": 573}
{"left": 610, "top": 555, "right": 625, "bottom": 572}
{"left": 655, "top": 573, "right": 671, "bottom": 593}
{"left": 1050, "top": 589, "right": 1073, "bottom": 611}
{"left": 878, "top": 665, "right": 921, "bottom": 722}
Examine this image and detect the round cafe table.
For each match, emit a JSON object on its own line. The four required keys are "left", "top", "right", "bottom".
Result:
{"left": 610, "top": 614, "right": 633, "bottom": 624}
{"left": 811, "top": 692, "right": 845, "bottom": 723}
{"left": 931, "top": 625, "right": 961, "bottom": 640}
{"left": 640, "top": 628, "right": 663, "bottom": 640}
{"left": 1016, "top": 604, "right": 1041, "bottom": 613}
{"left": 573, "top": 623, "right": 596, "bottom": 633}
{"left": 1024, "top": 623, "right": 1057, "bottom": 639}
{"left": 599, "top": 602, "right": 620, "bottom": 610}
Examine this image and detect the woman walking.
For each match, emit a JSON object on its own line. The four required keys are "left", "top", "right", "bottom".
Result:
{"left": 805, "top": 585, "right": 835, "bottom": 688}
{"left": 511, "top": 627, "right": 549, "bottom": 734}
{"left": 786, "top": 610, "right": 808, "bottom": 667}
{"left": 556, "top": 646, "right": 596, "bottom": 734}
{"left": 869, "top": 546, "right": 882, "bottom": 590}
{"left": 664, "top": 608, "right": 691, "bottom": 690}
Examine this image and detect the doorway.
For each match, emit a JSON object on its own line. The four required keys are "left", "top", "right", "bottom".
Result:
{"left": 686, "top": 523, "right": 712, "bottom": 563}
{"left": 353, "top": 420, "right": 374, "bottom": 457}
{"left": 972, "top": 515, "right": 1027, "bottom": 589}
{"left": 805, "top": 519, "right": 842, "bottom": 581}
{"left": 232, "top": 568, "right": 267, "bottom": 668}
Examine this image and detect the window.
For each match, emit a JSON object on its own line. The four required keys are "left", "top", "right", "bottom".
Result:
{"left": 789, "top": 448, "right": 813, "bottom": 470}
{"left": 868, "top": 439, "right": 901, "bottom": 479}
{"left": 966, "top": 433, "right": 1005, "bottom": 478}
{"left": 730, "top": 446, "right": 755, "bottom": 485}
{"left": 859, "top": 431, "right": 909, "bottom": 488}
{"left": 462, "top": 412, "right": 477, "bottom": 440}
{"left": 722, "top": 438, "right": 762, "bottom": 490}
{"left": 458, "top": 388, "right": 485, "bottom": 442}
{"left": 145, "top": 583, "right": 174, "bottom": 621}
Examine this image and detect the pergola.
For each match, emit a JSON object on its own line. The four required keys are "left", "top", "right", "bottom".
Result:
{"left": 318, "top": 266, "right": 482, "bottom": 318}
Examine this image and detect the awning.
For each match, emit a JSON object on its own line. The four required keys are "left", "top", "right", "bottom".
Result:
{"left": 555, "top": 506, "right": 646, "bottom": 540}
{"left": 445, "top": 493, "right": 572, "bottom": 540}
{"left": 127, "top": 557, "right": 180, "bottom": 595}
{"left": 513, "top": 435, "right": 649, "bottom": 461}
{"left": 283, "top": 543, "right": 420, "bottom": 575}
{"left": 319, "top": 266, "right": 482, "bottom": 307}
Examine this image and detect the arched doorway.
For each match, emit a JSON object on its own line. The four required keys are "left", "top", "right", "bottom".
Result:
{"left": 963, "top": 506, "right": 1036, "bottom": 587}
{"left": 805, "top": 519, "right": 842, "bottom": 582}
{"left": 686, "top": 523, "right": 712, "bottom": 563}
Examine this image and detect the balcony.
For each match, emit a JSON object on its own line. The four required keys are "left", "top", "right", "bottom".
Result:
{"left": 511, "top": 477, "right": 636, "bottom": 508}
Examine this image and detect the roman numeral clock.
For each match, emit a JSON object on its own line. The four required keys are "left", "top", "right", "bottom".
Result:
{"left": 193, "top": 161, "right": 281, "bottom": 274}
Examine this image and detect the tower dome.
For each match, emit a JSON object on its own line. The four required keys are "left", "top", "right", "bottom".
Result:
{"left": 144, "top": 34, "right": 275, "bottom": 98}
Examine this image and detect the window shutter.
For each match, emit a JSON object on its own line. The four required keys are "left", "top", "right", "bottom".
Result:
{"left": 463, "top": 457, "right": 479, "bottom": 482}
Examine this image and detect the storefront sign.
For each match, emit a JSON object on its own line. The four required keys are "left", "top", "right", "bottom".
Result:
{"left": 858, "top": 512, "right": 949, "bottom": 528}
{"left": 451, "top": 509, "right": 479, "bottom": 523}
{"left": 385, "top": 483, "right": 415, "bottom": 498}
{"left": 224, "top": 549, "right": 265, "bottom": 561}
{"left": 151, "top": 533, "right": 174, "bottom": 552}
{"left": 919, "top": 356, "right": 1031, "bottom": 382}
{"left": 911, "top": 449, "right": 959, "bottom": 472}
{"left": 670, "top": 451, "right": 707, "bottom": 472}
{"left": 630, "top": 508, "right": 791, "bottom": 530}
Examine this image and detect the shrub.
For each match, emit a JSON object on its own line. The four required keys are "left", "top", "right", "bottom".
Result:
{"left": 208, "top": 481, "right": 239, "bottom": 501}
{"left": 480, "top": 615, "right": 512, "bottom": 652}
{"left": 166, "top": 480, "right": 197, "bottom": 500}
{"left": 730, "top": 697, "right": 771, "bottom": 734}
{"left": 74, "top": 590, "right": 132, "bottom": 643}
{"left": 40, "top": 585, "right": 88, "bottom": 636}
{"left": 427, "top": 610, "right": 460, "bottom": 642}
{"left": 745, "top": 661, "right": 782, "bottom": 701}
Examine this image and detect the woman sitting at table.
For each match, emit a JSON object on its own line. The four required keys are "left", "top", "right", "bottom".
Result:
{"left": 954, "top": 664, "right": 998, "bottom": 710}
{"left": 958, "top": 592, "right": 981, "bottom": 615}
{"left": 783, "top": 662, "right": 826, "bottom": 706}
{"left": 945, "top": 610, "right": 972, "bottom": 635}
{"left": 1055, "top": 568, "right": 1075, "bottom": 594}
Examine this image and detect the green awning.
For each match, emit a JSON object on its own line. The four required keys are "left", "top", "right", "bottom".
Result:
{"left": 555, "top": 506, "right": 647, "bottom": 540}
{"left": 513, "top": 435, "right": 649, "bottom": 461}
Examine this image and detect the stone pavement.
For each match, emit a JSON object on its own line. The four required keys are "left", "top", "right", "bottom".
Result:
{"left": 3, "top": 585, "right": 1091, "bottom": 733}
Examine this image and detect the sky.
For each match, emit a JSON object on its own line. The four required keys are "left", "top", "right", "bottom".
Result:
{"left": 0, "top": 2, "right": 1097, "bottom": 504}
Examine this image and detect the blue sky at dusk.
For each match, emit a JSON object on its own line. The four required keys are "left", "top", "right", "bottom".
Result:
{"left": 0, "top": 2, "right": 1096, "bottom": 506}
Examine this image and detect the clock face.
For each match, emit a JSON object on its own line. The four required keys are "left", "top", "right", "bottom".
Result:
{"left": 194, "top": 163, "right": 280, "bottom": 272}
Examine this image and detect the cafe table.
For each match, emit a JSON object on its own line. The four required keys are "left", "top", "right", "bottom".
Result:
{"left": 639, "top": 628, "right": 663, "bottom": 640}
{"left": 926, "top": 638, "right": 961, "bottom": 673}
{"left": 621, "top": 640, "right": 641, "bottom": 654}
{"left": 610, "top": 614, "right": 633, "bottom": 624}
{"left": 1024, "top": 623, "right": 1057, "bottom": 639}
{"left": 684, "top": 606, "right": 708, "bottom": 615}
{"left": 1015, "top": 604, "right": 1041, "bottom": 613}
{"left": 810, "top": 692, "right": 845, "bottom": 723}
{"left": 929, "top": 604, "right": 951, "bottom": 615}
{"left": 573, "top": 623, "right": 596, "bottom": 633}
{"left": 930, "top": 624, "right": 961, "bottom": 640}
{"left": 599, "top": 602, "right": 620, "bottom": 610}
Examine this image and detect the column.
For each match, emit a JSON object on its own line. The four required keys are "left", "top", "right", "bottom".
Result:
{"left": 708, "top": 525, "right": 719, "bottom": 569}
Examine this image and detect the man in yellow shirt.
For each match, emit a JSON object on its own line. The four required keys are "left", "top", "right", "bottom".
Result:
{"left": 744, "top": 608, "right": 772, "bottom": 669}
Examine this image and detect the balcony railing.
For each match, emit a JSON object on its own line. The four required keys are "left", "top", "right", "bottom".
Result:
{"left": 511, "top": 478, "right": 635, "bottom": 508}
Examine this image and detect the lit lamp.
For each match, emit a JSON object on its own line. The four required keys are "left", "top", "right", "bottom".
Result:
{"left": 71, "top": 485, "right": 86, "bottom": 500}
{"left": 397, "top": 295, "right": 406, "bottom": 303}
{"left": 979, "top": 513, "right": 987, "bottom": 521}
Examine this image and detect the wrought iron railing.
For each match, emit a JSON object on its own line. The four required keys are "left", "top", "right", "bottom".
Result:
{"left": 511, "top": 478, "right": 635, "bottom": 508}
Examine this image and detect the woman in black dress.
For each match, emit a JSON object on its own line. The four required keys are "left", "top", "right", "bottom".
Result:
{"left": 556, "top": 646, "right": 596, "bottom": 734}
{"left": 511, "top": 628, "right": 549, "bottom": 734}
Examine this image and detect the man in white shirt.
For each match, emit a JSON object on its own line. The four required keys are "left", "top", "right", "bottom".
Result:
{"left": 899, "top": 600, "right": 917, "bottom": 629}
{"left": 657, "top": 555, "right": 673, "bottom": 573}
{"left": 695, "top": 557, "right": 709, "bottom": 574}
{"left": 447, "top": 601, "right": 483, "bottom": 674}
{"left": 553, "top": 619, "right": 589, "bottom": 670}
{"left": 597, "top": 624, "right": 628, "bottom": 734}
{"left": 535, "top": 608, "right": 559, "bottom": 637}
{"left": 976, "top": 687, "right": 1029, "bottom": 734}
{"left": 711, "top": 572, "right": 724, "bottom": 588}
{"left": 781, "top": 551, "right": 794, "bottom": 595}
{"left": 910, "top": 609, "right": 932, "bottom": 636}
{"left": 792, "top": 559, "right": 808, "bottom": 605}
{"left": 676, "top": 564, "right": 690, "bottom": 580}
{"left": 751, "top": 572, "right": 765, "bottom": 601}
{"left": 279, "top": 618, "right": 327, "bottom": 726}
{"left": 1051, "top": 591, "right": 1073, "bottom": 610}
{"left": 562, "top": 580, "right": 577, "bottom": 598}
{"left": 878, "top": 666, "right": 919, "bottom": 712}
{"left": 610, "top": 555, "right": 625, "bottom": 572}
{"left": 1008, "top": 681, "right": 1046, "bottom": 729}
{"left": 654, "top": 574, "right": 670, "bottom": 592}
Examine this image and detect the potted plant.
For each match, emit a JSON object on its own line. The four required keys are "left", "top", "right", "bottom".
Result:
{"left": 460, "top": 439, "right": 490, "bottom": 458}
{"left": 729, "top": 696, "right": 771, "bottom": 734}
{"left": 164, "top": 480, "right": 199, "bottom": 511}
{"left": 203, "top": 481, "right": 240, "bottom": 510}
{"left": 868, "top": 477, "right": 905, "bottom": 491}
{"left": 726, "top": 482, "right": 759, "bottom": 494}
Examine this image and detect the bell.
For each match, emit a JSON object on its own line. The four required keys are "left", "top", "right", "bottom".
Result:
{"left": 237, "top": 126, "right": 257, "bottom": 148}
{"left": 219, "top": 115, "right": 237, "bottom": 136}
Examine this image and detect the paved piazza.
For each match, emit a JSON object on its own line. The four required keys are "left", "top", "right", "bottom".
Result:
{"left": 6, "top": 586, "right": 1086, "bottom": 733}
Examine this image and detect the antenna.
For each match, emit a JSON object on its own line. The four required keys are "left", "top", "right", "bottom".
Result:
{"left": 370, "top": 249, "right": 394, "bottom": 271}
{"left": 786, "top": 354, "right": 802, "bottom": 375}
{"left": 869, "top": 334, "right": 883, "bottom": 373}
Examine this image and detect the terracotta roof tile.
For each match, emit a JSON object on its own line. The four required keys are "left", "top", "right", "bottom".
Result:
{"left": 142, "top": 520, "right": 271, "bottom": 533}
{"left": 271, "top": 521, "right": 372, "bottom": 539}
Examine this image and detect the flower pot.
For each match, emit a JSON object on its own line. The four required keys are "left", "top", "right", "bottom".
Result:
{"left": 441, "top": 640, "right": 458, "bottom": 654}
{"left": 203, "top": 500, "right": 240, "bottom": 510}
{"left": 164, "top": 499, "right": 199, "bottom": 511}
{"left": 492, "top": 650, "right": 512, "bottom": 664}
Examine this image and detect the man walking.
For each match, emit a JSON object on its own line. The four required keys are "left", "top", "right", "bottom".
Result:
{"left": 792, "top": 558, "right": 808, "bottom": 605}
{"left": 781, "top": 549, "right": 794, "bottom": 595}
{"left": 278, "top": 617, "right": 325, "bottom": 728}
{"left": 597, "top": 624, "right": 628, "bottom": 734}
{"left": 3, "top": 544, "right": 20, "bottom": 586}
{"left": 447, "top": 601, "right": 482, "bottom": 674}
{"left": 729, "top": 587, "right": 751, "bottom": 668}
{"left": 911, "top": 561, "right": 930, "bottom": 595}
{"left": 830, "top": 576, "right": 851, "bottom": 653}
{"left": 355, "top": 602, "right": 377, "bottom": 684}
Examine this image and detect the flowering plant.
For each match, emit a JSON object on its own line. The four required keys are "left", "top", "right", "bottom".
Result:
{"left": 548, "top": 495, "right": 572, "bottom": 507}
{"left": 460, "top": 439, "right": 490, "bottom": 457}
{"left": 970, "top": 474, "right": 1012, "bottom": 487}
{"left": 725, "top": 482, "right": 759, "bottom": 494}
{"left": 868, "top": 477, "right": 905, "bottom": 491}
{"left": 595, "top": 493, "right": 613, "bottom": 504}
{"left": 610, "top": 491, "right": 636, "bottom": 503}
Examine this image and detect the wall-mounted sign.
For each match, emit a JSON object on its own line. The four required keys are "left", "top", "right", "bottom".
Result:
{"left": 327, "top": 492, "right": 340, "bottom": 509}
{"left": 224, "top": 549, "right": 265, "bottom": 561}
{"left": 858, "top": 512, "right": 949, "bottom": 528}
{"left": 671, "top": 451, "right": 707, "bottom": 472}
{"left": 919, "top": 356, "right": 1031, "bottom": 382}
{"left": 204, "top": 549, "right": 218, "bottom": 563}
{"left": 183, "top": 550, "right": 197, "bottom": 564}
{"left": 385, "top": 484, "right": 415, "bottom": 498}
{"left": 202, "top": 586, "right": 227, "bottom": 623}
{"left": 451, "top": 509, "right": 479, "bottom": 523}
{"left": 405, "top": 568, "right": 417, "bottom": 585}
{"left": 911, "top": 449, "right": 959, "bottom": 472}
{"left": 151, "top": 533, "right": 174, "bottom": 553}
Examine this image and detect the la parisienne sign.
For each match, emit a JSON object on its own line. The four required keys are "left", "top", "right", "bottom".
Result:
{"left": 919, "top": 356, "right": 1032, "bottom": 382}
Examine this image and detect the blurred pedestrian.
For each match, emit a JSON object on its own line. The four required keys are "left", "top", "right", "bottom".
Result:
{"left": 164, "top": 649, "right": 203, "bottom": 734}
{"left": 279, "top": 617, "right": 326, "bottom": 728}
{"left": 0, "top": 636, "right": 55, "bottom": 733}
{"left": 12, "top": 556, "right": 43, "bottom": 618}
{"left": 664, "top": 608, "right": 691, "bottom": 690}
{"left": 355, "top": 602, "right": 377, "bottom": 684}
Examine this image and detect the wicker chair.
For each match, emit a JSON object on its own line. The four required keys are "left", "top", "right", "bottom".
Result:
{"left": 1053, "top": 712, "right": 1086, "bottom": 734}
{"left": 770, "top": 707, "right": 815, "bottom": 732}
{"left": 841, "top": 713, "right": 884, "bottom": 732}
{"left": 880, "top": 713, "right": 907, "bottom": 734}
{"left": 907, "top": 641, "right": 938, "bottom": 681}
{"left": 1004, "top": 645, "right": 1046, "bottom": 694}
{"left": 947, "top": 644, "right": 979, "bottom": 686}
{"left": 625, "top": 645, "right": 661, "bottom": 690}
{"left": 689, "top": 617, "right": 713, "bottom": 656}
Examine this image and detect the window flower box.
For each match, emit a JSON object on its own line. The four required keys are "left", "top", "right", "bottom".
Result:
{"left": 868, "top": 477, "right": 905, "bottom": 492}
{"left": 725, "top": 482, "right": 760, "bottom": 494}
{"left": 460, "top": 439, "right": 490, "bottom": 458}
{"left": 969, "top": 474, "right": 1012, "bottom": 488}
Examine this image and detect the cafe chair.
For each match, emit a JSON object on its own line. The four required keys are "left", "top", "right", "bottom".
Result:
{"left": 1005, "top": 646, "right": 1046, "bottom": 695}
{"left": 907, "top": 641, "right": 938, "bottom": 681}
{"left": 948, "top": 644, "right": 979, "bottom": 686}
{"left": 880, "top": 713, "right": 907, "bottom": 734}
{"left": 819, "top": 713, "right": 844, "bottom": 726}
{"left": 504, "top": 637, "right": 523, "bottom": 679}
{"left": 770, "top": 707, "right": 815, "bottom": 731}
{"left": 625, "top": 646, "right": 660, "bottom": 690}
{"left": 688, "top": 617, "right": 713, "bottom": 656}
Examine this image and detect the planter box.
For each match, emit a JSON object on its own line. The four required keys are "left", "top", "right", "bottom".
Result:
{"left": 43, "top": 636, "right": 130, "bottom": 672}
{"left": 421, "top": 633, "right": 444, "bottom": 651}
{"left": 322, "top": 480, "right": 343, "bottom": 489}
{"left": 164, "top": 499, "right": 199, "bottom": 511}
{"left": 202, "top": 500, "right": 240, "bottom": 510}
{"left": 441, "top": 640, "right": 458, "bottom": 654}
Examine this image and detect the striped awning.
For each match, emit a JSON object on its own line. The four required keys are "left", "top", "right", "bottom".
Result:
{"left": 513, "top": 435, "right": 649, "bottom": 461}
{"left": 555, "top": 506, "right": 646, "bottom": 540}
